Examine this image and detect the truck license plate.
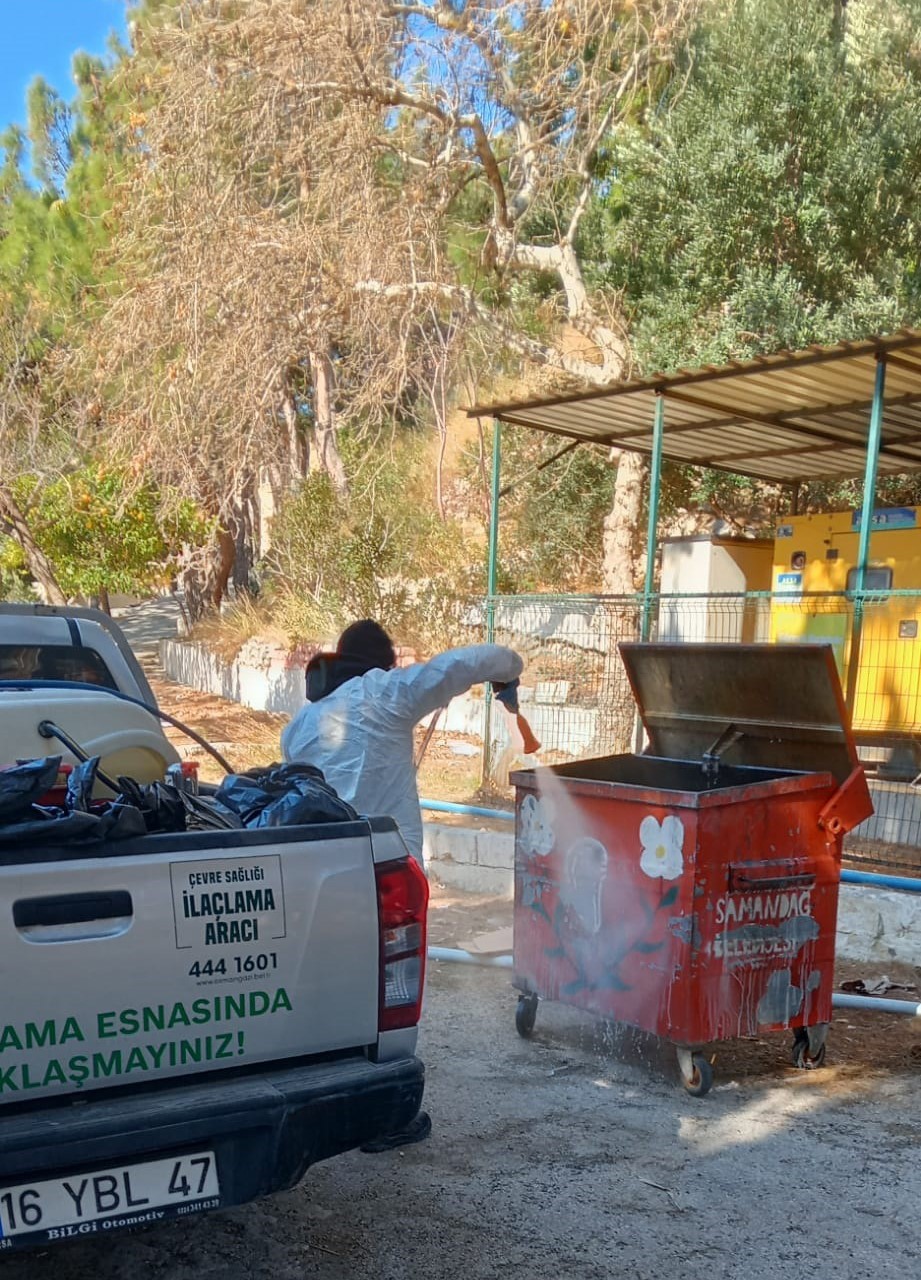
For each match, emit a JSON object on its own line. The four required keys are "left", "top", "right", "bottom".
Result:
{"left": 0, "top": 1151, "right": 219, "bottom": 1241}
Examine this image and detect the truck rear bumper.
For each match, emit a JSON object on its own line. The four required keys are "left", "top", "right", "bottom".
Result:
{"left": 0, "top": 1054, "right": 424, "bottom": 1248}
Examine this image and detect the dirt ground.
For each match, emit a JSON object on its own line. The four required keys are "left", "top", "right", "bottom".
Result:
{"left": 429, "top": 885, "right": 921, "bottom": 1087}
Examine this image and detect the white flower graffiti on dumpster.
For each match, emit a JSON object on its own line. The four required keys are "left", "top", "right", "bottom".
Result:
{"left": 518, "top": 799, "right": 682, "bottom": 998}
{"left": 639, "top": 815, "right": 684, "bottom": 881}
{"left": 560, "top": 838, "right": 608, "bottom": 936}
{"left": 518, "top": 794, "right": 555, "bottom": 856}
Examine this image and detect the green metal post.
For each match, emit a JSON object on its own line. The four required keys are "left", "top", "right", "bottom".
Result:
{"left": 641, "top": 394, "right": 665, "bottom": 642}
{"left": 845, "top": 356, "right": 886, "bottom": 713}
{"left": 486, "top": 418, "right": 501, "bottom": 635}
{"left": 483, "top": 419, "right": 501, "bottom": 785}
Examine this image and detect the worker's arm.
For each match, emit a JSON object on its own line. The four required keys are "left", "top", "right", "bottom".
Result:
{"left": 382, "top": 644, "right": 524, "bottom": 724}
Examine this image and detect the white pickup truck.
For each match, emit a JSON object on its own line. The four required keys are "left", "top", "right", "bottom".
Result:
{"left": 0, "top": 604, "right": 427, "bottom": 1251}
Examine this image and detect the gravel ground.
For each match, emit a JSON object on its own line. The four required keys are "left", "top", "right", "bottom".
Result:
{"left": 7, "top": 888, "right": 921, "bottom": 1280}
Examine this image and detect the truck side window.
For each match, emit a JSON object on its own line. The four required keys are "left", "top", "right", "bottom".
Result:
{"left": 846, "top": 566, "right": 893, "bottom": 592}
{"left": 0, "top": 645, "right": 117, "bottom": 688}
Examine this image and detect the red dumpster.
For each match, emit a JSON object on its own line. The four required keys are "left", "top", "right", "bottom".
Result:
{"left": 510, "top": 643, "right": 873, "bottom": 1096}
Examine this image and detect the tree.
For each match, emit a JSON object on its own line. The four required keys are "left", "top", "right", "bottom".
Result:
{"left": 0, "top": 49, "right": 125, "bottom": 604}
{"left": 307, "top": 0, "right": 703, "bottom": 594}
{"left": 607, "top": 0, "right": 921, "bottom": 374}
{"left": 88, "top": 0, "right": 460, "bottom": 614}
{"left": 267, "top": 433, "right": 478, "bottom": 646}
{"left": 6, "top": 463, "right": 210, "bottom": 603}
{"left": 600, "top": 0, "right": 921, "bottom": 518}
{"left": 88, "top": 0, "right": 703, "bottom": 616}
{"left": 0, "top": 130, "right": 67, "bottom": 603}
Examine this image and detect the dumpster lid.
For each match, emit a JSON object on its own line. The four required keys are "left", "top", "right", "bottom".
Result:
{"left": 618, "top": 642, "right": 860, "bottom": 784}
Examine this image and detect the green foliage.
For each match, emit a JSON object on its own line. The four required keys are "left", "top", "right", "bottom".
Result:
{"left": 606, "top": 0, "right": 921, "bottom": 373}
{"left": 266, "top": 437, "right": 482, "bottom": 651}
{"left": 491, "top": 427, "right": 615, "bottom": 591}
{"left": 0, "top": 538, "right": 36, "bottom": 603}
{"left": 1, "top": 54, "right": 116, "bottom": 342}
{"left": 598, "top": 0, "right": 921, "bottom": 514}
{"left": 25, "top": 78, "right": 73, "bottom": 195}
{"left": 7, "top": 0, "right": 921, "bottom": 609}
{"left": 11, "top": 464, "right": 210, "bottom": 598}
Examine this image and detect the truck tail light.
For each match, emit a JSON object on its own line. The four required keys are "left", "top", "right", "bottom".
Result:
{"left": 375, "top": 857, "right": 429, "bottom": 1032}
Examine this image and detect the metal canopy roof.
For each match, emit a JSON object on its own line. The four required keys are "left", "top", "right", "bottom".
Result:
{"left": 469, "top": 329, "right": 921, "bottom": 485}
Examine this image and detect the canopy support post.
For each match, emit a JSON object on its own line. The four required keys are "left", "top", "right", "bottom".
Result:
{"left": 483, "top": 418, "right": 502, "bottom": 785}
{"left": 641, "top": 394, "right": 665, "bottom": 642}
{"left": 845, "top": 356, "right": 886, "bottom": 714}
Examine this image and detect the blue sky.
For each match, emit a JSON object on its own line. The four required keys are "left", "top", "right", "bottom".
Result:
{"left": 0, "top": 1, "right": 127, "bottom": 133}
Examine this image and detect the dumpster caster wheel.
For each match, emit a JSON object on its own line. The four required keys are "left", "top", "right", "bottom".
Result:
{"left": 515, "top": 994, "right": 539, "bottom": 1038}
{"left": 677, "top": 1049, "right": 713, "bottom": 1097}
{"left": 792, "top": 1028, "right": 827, "bottom": 1070}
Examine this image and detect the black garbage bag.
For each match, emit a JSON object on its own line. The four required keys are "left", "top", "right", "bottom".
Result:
{"left": 0, "top": 807, "right": 104, "bottom": 847}
{"left": 0, "top": 756, "right": 105, "bottom": 847}
{"left": 60, "top": 759, "right": 150, "bottom": 841}
{"left": 215, "top": 762, "right": 358, "bottom": 828}
{"left": 177, "top": 790, "right": 244, "bottom": 832}
{"left": 65, "top": 756, "right": 101, "bottom": 813}
{"left": 115, "top": 775, "right": 188, "bottom": 834}
{"left": 0, "top": 756, "right": 352, "bottom": 846}
{"left": 0, "top": 757, "right": 173, "bottom": 846}
{"left": 0, "top": 756, "right": 62, "bottom": 817}
{"left": 107, "top": 770, "right": 241, "bottom": 835}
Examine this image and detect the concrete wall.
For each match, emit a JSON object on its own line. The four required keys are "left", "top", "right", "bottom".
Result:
{"left": 855, "top": 778, "right": 921, "bottom": 847}
{"left": 836, "top": 882, "right": 921, "bottom": 966}
{"left": 658, "top": 538, "right": 774, "bottom": 644}
{"left": 161, "top": 637, "right": 599, "bottom": 757}
{"left": 161, "top": 637, "right": 308, "bottom": 717}
{"left": 423, "top": 822, "right": 515, "bottom": 898}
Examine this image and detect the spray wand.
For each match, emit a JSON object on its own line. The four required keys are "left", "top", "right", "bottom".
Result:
{"left": 491, "top": 678, "right": 541, "bottom": 756}
{"left": 413, "top": 678, "right": 539, "bottom": 776}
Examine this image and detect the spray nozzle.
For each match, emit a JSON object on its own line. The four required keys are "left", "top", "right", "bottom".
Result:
{"left": 492, "top": 678, "right": 541, "bottom": 756}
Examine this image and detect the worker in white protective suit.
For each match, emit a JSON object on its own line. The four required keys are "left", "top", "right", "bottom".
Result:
{"left": 281, "top": 619, "right": 523, "bottom": 867}
{"left": 281, "top": 619, "right": 523, "bottom": 1153}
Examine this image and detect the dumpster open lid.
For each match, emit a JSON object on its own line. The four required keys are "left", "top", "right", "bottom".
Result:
{"left": 618, "top": 642, "right": 860, "bottom": 784}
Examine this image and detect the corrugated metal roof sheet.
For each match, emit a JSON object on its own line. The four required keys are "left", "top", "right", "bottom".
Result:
{"left": 468, "top": 329, "right": 921, "bottom": 483}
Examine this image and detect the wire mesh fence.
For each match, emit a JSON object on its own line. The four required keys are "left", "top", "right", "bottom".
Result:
{"left": 477, "top": 589, "right": 921, "bottom": 873}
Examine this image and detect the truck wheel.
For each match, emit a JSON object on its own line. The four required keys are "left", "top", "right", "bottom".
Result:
{"left": 515, "top": 994, "right": 539, "bottom": 1038}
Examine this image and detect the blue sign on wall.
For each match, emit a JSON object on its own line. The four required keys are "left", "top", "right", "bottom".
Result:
{"left": 851, "top": 507, "right": 917, "bottom": 531}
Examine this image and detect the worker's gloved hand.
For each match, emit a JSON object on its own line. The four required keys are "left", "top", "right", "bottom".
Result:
{"left": 491, "top": 677, "right": 520, "bottom": 713}
{"left": 491, "top": 678, "right": 540, "bottom": 755}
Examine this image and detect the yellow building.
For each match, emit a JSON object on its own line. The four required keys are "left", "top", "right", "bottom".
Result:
{"left": 770, "top": 507, "right": 921, "bottom": 736}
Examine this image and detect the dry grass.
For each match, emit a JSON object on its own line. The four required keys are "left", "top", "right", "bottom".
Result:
{"left": 186, "top": 598, "right": 288, "bottom": 664}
